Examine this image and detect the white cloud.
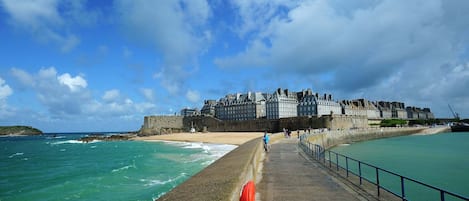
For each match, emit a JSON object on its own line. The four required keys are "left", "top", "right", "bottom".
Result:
{"left": 140, "top": 88, "right": 154, "bottom": 102}
{"left": 186, "top": 89, "right": 200, "bottom": 103}
{"left": 11, "top": 67, "right": 35, "bottom": 87}
{"left": 9, "top": 67, "right": 91, "bottom": 116}
{"left": 0, "top": 77, "right": 13, "bottom": 100}
{"left": 215, "top": 0, "right": 469, "bottom": 117}
{"left": 102, "top": 89, "right": 120, "bottom": 102}
{"left": 0, "top": 0, "right": 99, "bottom": 52}
{"left": 57, "top": 73, "right": 87, "bottom": 92}
{"left": 115, "top": 0, "right": 211, "bottom": 94}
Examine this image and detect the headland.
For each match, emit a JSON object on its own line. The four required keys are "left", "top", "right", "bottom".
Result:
{"left": 0, "top": 125, "right": 42, "bottom": 136}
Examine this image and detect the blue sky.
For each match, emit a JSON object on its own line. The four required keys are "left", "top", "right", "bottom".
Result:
{"left": 1, "top": 0, "right": 468, "bottom": 132}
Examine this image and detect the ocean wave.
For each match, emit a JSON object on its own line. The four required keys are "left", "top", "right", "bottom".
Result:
{"left": 164, "top": 141, "right": 237, "bottom": 155}
{"left": 111, "top": 162, "right": 136, "bottom": 173}
{"left": 51, "top": 140, "right": 101, "bottom": 145}
{"left": 8, "top": 152, "right": 24, "bottom": 158}
{"left": 141, "top": 173, "right": 187, "bottom": 187}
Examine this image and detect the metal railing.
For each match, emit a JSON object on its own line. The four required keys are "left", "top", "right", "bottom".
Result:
{"left": 299, "top": 135, "right": 469, "bottom": 201}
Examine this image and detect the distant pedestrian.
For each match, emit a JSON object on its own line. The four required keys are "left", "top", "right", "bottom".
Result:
{"left": 297, "top": 130, "right": 300, "bottom": 139}
{"left": 263, "top": 132, "right": 270, "bottom": 152}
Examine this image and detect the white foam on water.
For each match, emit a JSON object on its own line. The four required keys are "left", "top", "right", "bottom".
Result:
{"left": 51, "top": 139, "right": 101, "bottom": 145}
{"left": 60, "top": 149, "right": 66, "bottom": 152}
{"left": 8, "top": 152, "right": 24, "bottom": 158}
{"left": 141, "top": 173, "right": 187, "bottom": 187}
{"left": 51, "top": 140, "right": 82, "bottom": 145}
{"left": 90, "top": 146, "right": 97, "bottom": 149}
{"left": 338, "top": 143, "right": 351, "bottom": 146}
{"left": 111, "top": 161, "right": 136, "bottom": 173}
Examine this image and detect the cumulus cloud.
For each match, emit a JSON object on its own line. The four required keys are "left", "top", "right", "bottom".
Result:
{"left": 0, "top": 77, "right": 13, "bottom": 100}
{"left": 115, "top": 0, "right": 211, "bottom": 94}
{"left": 102, "top": 89, "right": 121, "bottom": 103}
{"left": 214, "top": 0, "right": 469, "bottom": 116}
{"left": 186, "top": 89, "right": 200, "bottom": 103}
{"left": 9, "top": 67, "right": 158, "bottom": 122}
{"left": 57, "top": 73, "right": 87, "bottom": 92}
{"left": 0, "top": 0, "right": 99, "bottom": 52}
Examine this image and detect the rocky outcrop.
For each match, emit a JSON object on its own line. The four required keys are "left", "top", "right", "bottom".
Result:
{"left": 79, "top": 134, "right": 135, "bottom": 142}
{"left": 0, "top": 126, "right": 43, "bottom": 135}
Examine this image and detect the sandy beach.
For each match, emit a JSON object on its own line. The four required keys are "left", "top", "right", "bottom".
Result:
{"left": 133, "top": 132, "right": 265, "bottom": 145}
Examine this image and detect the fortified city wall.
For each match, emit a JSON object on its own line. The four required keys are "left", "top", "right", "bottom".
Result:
{"left": 139, "top": 116, "right": 184, "bottom": 136}
{"left": 305, "top": 127, "right": 425, "bottom": 150}
{"left": 139, "top": 115, "right": 369, "bottom": 135}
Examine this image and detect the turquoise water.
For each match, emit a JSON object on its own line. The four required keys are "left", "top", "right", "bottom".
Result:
{"left": 0, "top": 134, "right": 236, "bottom": 201}
{"left": 331, "top": 132, "right": 469, "bottom": 201}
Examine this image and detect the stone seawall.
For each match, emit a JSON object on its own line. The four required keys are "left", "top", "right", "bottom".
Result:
{"left": 305, "top": 127, "right": 425, "bottom": 149}
{"left": 141, "top": 115, "right": 369, "bottom": 135}
{"left": 157, "top": 137, "right": 264, "bottom": 201}
{"left": 139, "top": 116, "right": 184, "bottom": 135}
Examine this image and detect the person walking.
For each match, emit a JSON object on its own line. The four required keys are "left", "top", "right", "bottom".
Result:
{"left": 263, "top": 131, "right": 270, "bottom": 152}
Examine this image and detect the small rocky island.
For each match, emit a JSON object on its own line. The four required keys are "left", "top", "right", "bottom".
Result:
{"left": 0, "top": 126, "right": 43, "bottom": 136}
{"left": 79, "top": 133, "right": 137, "bottom": 142}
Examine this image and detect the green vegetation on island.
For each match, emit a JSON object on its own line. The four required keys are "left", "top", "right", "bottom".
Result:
{"left": 0, "top": 126, "right": 43, "bottom": 135}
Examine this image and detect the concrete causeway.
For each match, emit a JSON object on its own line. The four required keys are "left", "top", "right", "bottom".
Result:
{"left": 258, "top": 138, "right": 365, "bottom": 201}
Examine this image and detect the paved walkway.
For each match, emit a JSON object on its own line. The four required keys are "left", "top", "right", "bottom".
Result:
{"left": 257, "top": 138, "right": 363, "bottom": 201}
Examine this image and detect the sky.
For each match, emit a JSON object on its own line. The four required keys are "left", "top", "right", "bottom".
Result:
{"left": 0, "top": 0, "right": 468, "bottom": 132}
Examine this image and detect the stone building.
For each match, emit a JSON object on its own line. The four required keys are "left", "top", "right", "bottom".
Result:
{"left": 215, "top": 92, "right": 267, "bottom": 121}
{"left": 375, "top": 101, "right": 393, "bottom": 119}
{"left": 266, "top": 88, "right": 298, "bottom": 119}
{"left": 180, "top": 108, "right": 200, "bottom": 116}
{"left": 406, "top": 107, "right": 434, "bottom": 120}
{"left": 423, "top": 108, "right": 435, "bottom": 119}
{"left": 340, "top": 99, "right": 380, "bottom": 119}
{"left": 391, "top": 102, "right": 407, "bottom": 119}
{"left": 201, "top": 100, "right": 217, "bottom": 116}
{"left": 341, "top": 100, "right": 367, "bottom": 116}
{"left": 298, "top": 90, "right": 342, "bottom": 117}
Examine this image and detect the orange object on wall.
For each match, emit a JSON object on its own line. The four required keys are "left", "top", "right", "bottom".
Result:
{"left": 240, "top": 180, "right": 255, "bottom": 201}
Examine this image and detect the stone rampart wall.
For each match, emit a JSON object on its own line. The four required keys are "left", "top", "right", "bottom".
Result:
{"left": 305, "top": 127, "right": 424, "bottom": 150}
{"left": 139, "top": 116, "right": 184, "bottom": 136}
{"left": 141, "top": 115, "right": 369, "bottom": 135}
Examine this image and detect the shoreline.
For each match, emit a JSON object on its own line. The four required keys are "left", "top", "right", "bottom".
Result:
{"left": 413, "top": 126, "right": 451, "bottom": 135}
{"left": 133, "top": 132, "right": 265, "bottom": 145}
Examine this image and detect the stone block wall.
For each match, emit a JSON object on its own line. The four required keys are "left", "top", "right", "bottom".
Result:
{"left": 139, "top": 116, "right": 184, "bottom": 135}
{"left": 140, "top": 115, "right": 370, "bottom": 135}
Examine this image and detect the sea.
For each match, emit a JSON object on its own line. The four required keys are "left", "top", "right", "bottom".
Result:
{"left": 0, "top": 133, "right": 237, "bottom": 201}
{"left": 330, "top": 132, "right": 469, "bottom": 201}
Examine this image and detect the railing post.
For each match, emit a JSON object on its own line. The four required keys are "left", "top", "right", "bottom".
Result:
{"left": 359, "top": 161, "right": 362, "bottom": 185}
{"left": 336, "top": 153, "right": 339, "bottom": 171}
{"left": 345, "top": 157, "right": 349, "bottom": 178}
{"left": 440, "top": 191, "right": 445, "bottom": 201}
{"left": 323, "top": 147, "right": 326, "bottom": 164}
{"left": 401, "top": 176, "right": 405, "bottom": 201}
{"left": 328, "top": 151, "right": 332, "bottom": 168}
{"left": 376, "top": 168, "right": 380, "bottom": 197}
{"left": 358, "top": 161, "right": 362, "bottom": 185}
